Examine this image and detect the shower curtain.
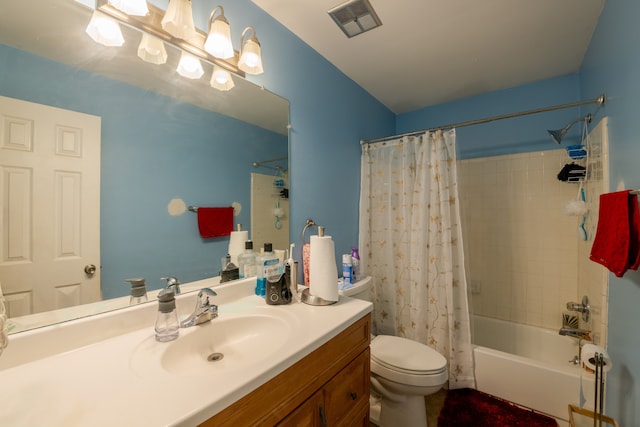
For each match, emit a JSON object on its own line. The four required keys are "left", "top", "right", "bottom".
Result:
{"left": 358, "top": 130, "right": 475, "bottom": 389}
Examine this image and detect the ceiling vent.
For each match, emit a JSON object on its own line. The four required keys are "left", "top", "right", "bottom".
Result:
{"left": 328, "top": 0, "right": 382, "bottom": 38}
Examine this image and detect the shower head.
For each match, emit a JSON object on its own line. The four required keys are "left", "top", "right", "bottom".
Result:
{"left": 547, "top": 114, "right": 592, "bottom": 144}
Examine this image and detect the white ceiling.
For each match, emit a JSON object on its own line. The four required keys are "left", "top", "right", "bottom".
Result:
{"left": 253, "top": 0, "right": 605, "bottom": 114}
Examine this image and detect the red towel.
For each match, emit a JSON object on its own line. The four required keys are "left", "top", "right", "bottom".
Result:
{"left": 590, "top": 190, "right": 640, "bottom": 277}
{"left": 196, "top": 207, "right": 234, "bottom": 238}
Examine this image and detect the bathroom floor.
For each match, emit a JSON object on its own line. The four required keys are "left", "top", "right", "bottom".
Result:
{"left": 426, "top": 389, "right": 448, "bottom": 425}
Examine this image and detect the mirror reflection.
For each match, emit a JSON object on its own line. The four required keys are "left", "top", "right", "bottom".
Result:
{"left": 0, "top": 0, "right": 289, "bottom": 333}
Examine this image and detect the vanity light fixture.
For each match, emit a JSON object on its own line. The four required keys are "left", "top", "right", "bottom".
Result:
{"left": 85, "top": 11, "right": 125, "bottom": 47}
{"left": 210, "top": 65, "right": 235, "bottom": 91}
{"left": 161, "top": 0, "right": 196, "bottom": 41}
{"left": 137, "top": 33, "right": 167, "bottom": 64}
{"left": 238, "top": 26, "right": 263, "bottom": 75}
{"left": 177, "top": 51, "right": 204, "bottom": 79}
{"left": 203, "top": 6, "right": 234, "bottom": 59}
{"left": 108, "top": 0, "right": 149, "bottom": 16}
{"left": 91, "top": 0, "right": 264, "bottom": 84}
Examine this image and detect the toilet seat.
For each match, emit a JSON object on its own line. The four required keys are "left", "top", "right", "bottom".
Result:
{"left": 370, "top": 335, "right": 447, "bottom": 387}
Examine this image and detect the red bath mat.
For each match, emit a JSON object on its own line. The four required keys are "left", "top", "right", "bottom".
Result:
{"left": 438, "top": 388, "right": 557, "bottom": 427}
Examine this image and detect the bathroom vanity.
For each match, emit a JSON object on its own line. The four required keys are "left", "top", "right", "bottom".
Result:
{"left": 0, "top": 278, "right": 372, "bottom": 426}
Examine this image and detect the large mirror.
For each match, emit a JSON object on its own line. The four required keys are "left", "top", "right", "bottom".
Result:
{"left": 0, "top": 0, "right": 289, "bottom": 333}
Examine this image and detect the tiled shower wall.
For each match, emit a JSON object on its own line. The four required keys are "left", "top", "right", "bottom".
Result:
{"left": 458, "top": 136, "right": 608, "bottom": 342}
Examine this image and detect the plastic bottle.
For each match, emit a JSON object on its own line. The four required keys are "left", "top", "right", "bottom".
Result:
{"left": 125, "top": 278, "right": 148, "bottom": 305}
{"left": 351, "top": 247, "right": 360, "bottom": 282}
{"left": 256, "top": 243, "right": 279, "bottom": 298}
{"left": 237, "top": 240, "right": 258, "bottom": 278}
{"left": 342, "top": 254, "right": 353, "bottom": 285}
{"left": 221, "top": 253, "right": 239, "bottom": 283}
{"left": 155, "top": 289, "right": 179, "bottom": 342}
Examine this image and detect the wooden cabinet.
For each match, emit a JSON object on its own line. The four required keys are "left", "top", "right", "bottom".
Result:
{"left": 201, "top": 314, "right": 371, "bottom": 427}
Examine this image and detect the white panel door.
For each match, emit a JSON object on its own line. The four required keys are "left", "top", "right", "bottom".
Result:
{"left": 0, "top": 96, "right": 101, "bottom": 317}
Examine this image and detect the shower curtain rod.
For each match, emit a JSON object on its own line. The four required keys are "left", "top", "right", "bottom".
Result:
{"left": 361, "top": 93, "right": 606, "bottom": 145}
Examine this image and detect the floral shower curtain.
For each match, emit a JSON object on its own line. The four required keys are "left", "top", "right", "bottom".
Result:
{"left": 358, "top": 130, "right": 475, "bottom": 389}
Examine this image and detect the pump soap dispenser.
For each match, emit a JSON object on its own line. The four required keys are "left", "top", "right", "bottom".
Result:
{"left": 125, "top": 278, "right": 148, "bottom": 305}
{"left": 155, "top": 289, "right": 179, "bottom": 342}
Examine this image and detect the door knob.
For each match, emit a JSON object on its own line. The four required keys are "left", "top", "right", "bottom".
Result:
{"left": 84, "top": 264, "right": 97, "bottom": 276}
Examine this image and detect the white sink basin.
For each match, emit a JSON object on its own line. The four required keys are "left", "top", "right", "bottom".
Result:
{"left": 131, "top": 310, "right": 294, "bottom": 378}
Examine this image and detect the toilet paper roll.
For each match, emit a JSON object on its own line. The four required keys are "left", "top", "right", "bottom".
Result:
{"left": 228, "top": 230, "right": 249, "bottom": 266}
{"left": 579, "top": 343, "right": 612, "bottom": 409}
{"left": 309, "top": 235, "right": 339, "bottom": 302}
{"left": 581, "top": 343, "right": 612, "bottom": 372}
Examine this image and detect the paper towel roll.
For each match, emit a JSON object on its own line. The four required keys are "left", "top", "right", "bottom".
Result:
{"left": 309, "top": 235, "right": 338, "bottom": 302}
{"left": 581, "top": 343, "right": 612, "bottom": 372}
{"left": 228, "top": 230, "right": 249, "bottom": 266}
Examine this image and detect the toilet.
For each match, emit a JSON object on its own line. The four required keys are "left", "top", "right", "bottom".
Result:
{"left": 339, "top": 277, "right": 448, "bottom": 427}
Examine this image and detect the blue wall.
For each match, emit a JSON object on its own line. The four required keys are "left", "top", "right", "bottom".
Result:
{"left": 580, "top": 0, "right": 640, "bottom": 424}
{"left": 183, "top": 0, "right": 396, "bottom": 262}
{"left": 396, "top": 74, "right": 583, "bottom": 160}
{"left": 0, "top": 44, "right": 287, "bottom": 298}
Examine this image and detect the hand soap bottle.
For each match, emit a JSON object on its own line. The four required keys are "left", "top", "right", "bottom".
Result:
{"left": 155, "top": 289, "right": 179, "bottom": 342}
{"left": 125, "top": 278, "right": 148, "bottom": 305}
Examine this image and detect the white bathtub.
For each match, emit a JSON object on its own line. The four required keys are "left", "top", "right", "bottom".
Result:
{"left": 472, "top": 315, "right": 595, "bottom": 424}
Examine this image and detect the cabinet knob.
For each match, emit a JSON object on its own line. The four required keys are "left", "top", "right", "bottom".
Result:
{"left": 349, "top": 391, "right": 358, "bottom": 400}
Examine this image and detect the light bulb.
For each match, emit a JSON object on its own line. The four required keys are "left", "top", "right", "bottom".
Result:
{"left": 85, "top": 11, "right": 125, "bottom": 47}
{"left": 177, "top": 52, "right": 204, "bottom": 79}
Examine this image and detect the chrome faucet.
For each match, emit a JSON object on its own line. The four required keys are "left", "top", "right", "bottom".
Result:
{"left": 180, "top": 288, "right": 218, "bottom": 328}
{"left": 559, "top": 327, "right": 591, "bottom": 340}
{"left": 559, "top": 327, "right": 592, "bottom": 363}
{"left": 161, "top": 276, "right": 181, "bottom": 295}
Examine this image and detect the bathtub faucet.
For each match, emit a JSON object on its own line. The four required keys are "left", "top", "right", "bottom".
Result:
{"left": 559, "top": 327, "right": 591, "bottom": 340}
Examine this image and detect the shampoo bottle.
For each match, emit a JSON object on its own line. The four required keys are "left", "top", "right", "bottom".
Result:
{"left": 351, "top": 247, "right": 360, "bottom": 282}
{"left": 342, "top": 254, "right": 353, "bottom": 285}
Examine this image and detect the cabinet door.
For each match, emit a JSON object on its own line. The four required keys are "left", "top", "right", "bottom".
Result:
{"left": 323, "top": 349, "right": 370, "bottom": 426}
{"left": 278, "top": 389, "right": 324, "bottom": 427}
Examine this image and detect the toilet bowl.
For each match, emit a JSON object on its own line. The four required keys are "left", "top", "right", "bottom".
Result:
{"left": 339, "top": 277, "right": 448, "bottom": 427}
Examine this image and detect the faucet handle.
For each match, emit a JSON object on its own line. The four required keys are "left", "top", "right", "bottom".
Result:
{"left": 197, "top": 288, "right": 217, "bottom": 304}
{"left": 161, "top": 276, "right": 181, "bottom": 294}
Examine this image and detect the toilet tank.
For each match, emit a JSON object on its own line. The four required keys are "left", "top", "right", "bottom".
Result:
{"left": 339, "top": 276, "right": 372, "bottom": 301}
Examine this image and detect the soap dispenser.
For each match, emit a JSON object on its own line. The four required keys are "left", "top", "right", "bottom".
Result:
{"left": 125, "top": 278, "right": 148, "bottom": 305}
{"left": 155, "top": 289, "right": 179, "bottom": 342}
{"left": 221, "top": 253, "right": 240, "bottom": 283}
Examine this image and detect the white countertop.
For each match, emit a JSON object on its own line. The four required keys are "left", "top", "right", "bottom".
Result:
{"left": 0, "top": 278, "right": 372, "bottom": 426}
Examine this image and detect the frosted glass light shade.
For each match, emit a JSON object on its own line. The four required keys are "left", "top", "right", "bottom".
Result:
{"left": 108, "top": 0, "right": 149, "bottom": 16}
{"left": 85, "top": 11, "right": 125, "bottom": 47}
{"left": 204, "top": 17, "right": 233, "bottom": 59}
{"left": 210, "top": 66, "right": 234, "bottom": 91}
{"left": 161, "top": 0, "right": 196, "bottom": 41}
{"left": 137, "top": 33, "right": 167, "bottom": 64}
{"left": 177, "top": 52, "right": 204, "bottom": 79}
{"left": 238, "top": 38, "right": 263, "bottom": 75}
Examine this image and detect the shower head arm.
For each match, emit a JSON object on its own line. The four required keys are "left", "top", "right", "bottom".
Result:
{"left": 548, "top": 113, "right": 592, "bottom": 144}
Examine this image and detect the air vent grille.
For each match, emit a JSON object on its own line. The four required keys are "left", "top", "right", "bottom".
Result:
{"left": 328, "top": 0, "right": 382, "bottom": 38}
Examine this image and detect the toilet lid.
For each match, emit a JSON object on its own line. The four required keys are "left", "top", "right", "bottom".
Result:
{"left": 371, "top": 335, "right": 447, "bottom": 374}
